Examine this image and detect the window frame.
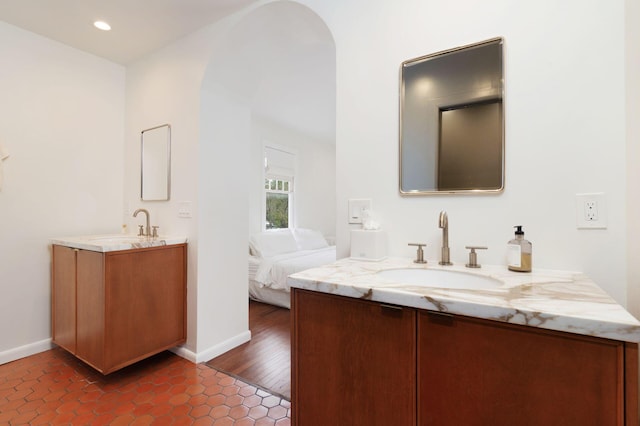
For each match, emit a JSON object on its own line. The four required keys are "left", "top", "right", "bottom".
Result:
{"left": 262, "top": 144, "right": 296, "bottom": 231}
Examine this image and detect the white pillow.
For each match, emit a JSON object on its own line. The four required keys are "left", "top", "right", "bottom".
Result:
{"left": 293, "top": 228, "right": 329, "bottom": 250}
{"left": 250, "top": 229, "right": 299, "bottom": 258}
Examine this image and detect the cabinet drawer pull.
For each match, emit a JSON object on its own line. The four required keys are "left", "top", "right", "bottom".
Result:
{"left": 380, "top": 303, "right": 403, "bottom": 311}
{"left": 426, "top": 310, "right": 455, "bottom": 326}
{"left": 427, "top": 311, "right": 453, "bottom": 319}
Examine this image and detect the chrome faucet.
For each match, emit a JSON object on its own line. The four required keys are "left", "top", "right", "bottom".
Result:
{"left": 133, "top": 208, "right": 151, "bottom": 237}
{"left": 438, "top": 211, "right": 452, "bottom": 265}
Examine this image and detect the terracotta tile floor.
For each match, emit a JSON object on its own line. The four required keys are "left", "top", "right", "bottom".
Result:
{"left": 0, "top": 348, "right": 291, "bottom": 425}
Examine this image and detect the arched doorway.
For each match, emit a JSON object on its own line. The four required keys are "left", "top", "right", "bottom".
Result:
{"left": 196, "top": 0, "right": 336, "bottom": 392}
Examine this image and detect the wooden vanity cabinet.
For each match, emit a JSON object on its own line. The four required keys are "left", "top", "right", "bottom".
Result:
{"left": 52, "top": 244, "right": 187, "bottom": 374}
{"left": 292, "top": 289, "right": 417, "bottom": 425}
{"left": 419, "top": 311, "right": 638, "bottom": 426}
{"left": 291, "top": 289, "right": 639, "bottom": 425}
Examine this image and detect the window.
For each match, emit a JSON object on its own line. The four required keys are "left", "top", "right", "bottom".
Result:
{"left": 264, "top": 177, "right": 293, "bottom": 229}
{"left": 264, "top": 146, "right": 295, "bottom": 230}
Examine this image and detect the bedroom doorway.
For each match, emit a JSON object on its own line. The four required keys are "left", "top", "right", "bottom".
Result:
{"left": 199, "top": 1, "right": 336, "bottom": 401}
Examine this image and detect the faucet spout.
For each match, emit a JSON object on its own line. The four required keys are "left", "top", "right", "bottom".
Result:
{"left": 439, "top": 211, "right": 452, "bottom": 265}
{"left": 133, "top": 208, "right": 151, "bottom": 237}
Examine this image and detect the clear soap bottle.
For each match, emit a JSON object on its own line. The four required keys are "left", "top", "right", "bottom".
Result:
{"left": 507, "top": 225, "right": 532, "bottom": 272}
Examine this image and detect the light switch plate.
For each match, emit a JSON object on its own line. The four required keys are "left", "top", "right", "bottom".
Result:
{"left": 348, "top": 199, "right": 371, "bottom": 224}
{"left": 178, "top": 201, "right": 193, "bottom": 219}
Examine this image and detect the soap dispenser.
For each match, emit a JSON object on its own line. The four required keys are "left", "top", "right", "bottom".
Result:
{"left": 507, "top": 226, "right": 532, "bottom": 272}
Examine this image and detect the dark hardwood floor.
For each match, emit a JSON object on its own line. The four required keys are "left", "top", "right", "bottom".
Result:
{"left": 206, "top": 300, "right": 291, "bottom": 399}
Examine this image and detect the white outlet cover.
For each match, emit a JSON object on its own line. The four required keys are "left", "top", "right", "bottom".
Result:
{"left": 576, "top": 193, "right": 607, "bottom": 229}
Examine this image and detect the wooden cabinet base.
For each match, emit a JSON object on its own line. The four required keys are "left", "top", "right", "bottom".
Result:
{"left": 418, "top": 311, "right": 638, "bottom": 426}
{"left": 292, "top": 289, "right": 416, "bottom": 425}
{"left": 291, "top": 289, "right": 640, "bottom": 425}
{"left": 52, "top": 244, "right": 187, "bottom": 374}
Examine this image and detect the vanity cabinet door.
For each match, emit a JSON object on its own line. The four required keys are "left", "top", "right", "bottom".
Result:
{"left": 103, "top": 245, "right": 186, "bottom": 372}
{"left": 52, "top": 246, "right": 104, "bottom": 364}
{"left": 292, "top": 289, "right": 416, "bottom": 426}
{"left": 52, "top": 245, "right": 78, "bottom": 353}
{"left": 75, "top": 249, "right": 105, "bottom": 368}
{"left": 418, "top": 311, "right": 625, "bottom": 426}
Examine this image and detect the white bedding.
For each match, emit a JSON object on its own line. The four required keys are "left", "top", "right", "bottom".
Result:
{"left": 252, "top": 246, "right": 336, "bottom": 291}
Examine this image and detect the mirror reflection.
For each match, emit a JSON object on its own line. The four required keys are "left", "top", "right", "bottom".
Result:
{"left": 399, "top": 38, "right": 504, "bottom": 194}
{"left": 141, "top": 124, "right": 171, "bottom": 201}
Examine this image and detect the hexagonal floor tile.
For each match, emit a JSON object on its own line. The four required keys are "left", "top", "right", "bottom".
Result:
{"left": 0, "top": 348, "right": 291, "bottom": 425}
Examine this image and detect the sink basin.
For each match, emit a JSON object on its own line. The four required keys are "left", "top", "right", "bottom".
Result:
{"left": 87, "top": 235, "right": 149, "bottom": 244}
{"left": 377, "top": 268, "right": 502, "bottom": 290}
{"left": 52, "top": 234, "right": 187, "bottom": 253}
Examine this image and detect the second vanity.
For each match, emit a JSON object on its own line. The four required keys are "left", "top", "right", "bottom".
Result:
{"left": 51, "top": 234, "right": 187, "bottom": 374}
{"left": 288, "top": 258, "right": 640, "bottom": 425}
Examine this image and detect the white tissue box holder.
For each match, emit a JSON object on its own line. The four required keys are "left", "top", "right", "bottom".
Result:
{"left": 350, "top": 229, "right": 387, "bottom": 261}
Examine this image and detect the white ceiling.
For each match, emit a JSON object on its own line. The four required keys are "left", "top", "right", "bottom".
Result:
{"left": 0, "top": 0, "right": 259, "bottom": 64}
{"left": 0, "top": 0, "right": 336, "bottom": 142}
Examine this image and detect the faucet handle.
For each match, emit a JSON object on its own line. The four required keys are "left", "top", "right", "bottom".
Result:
{"left": 408, "top": 243, "right": 427, "bottom": 264}
{"left": 465, "top": 246, "right": 487, "bottom": 268}
{"left": 138, "top": 225, "right": 145, "bottom": 237}
{"left": 152, "top": 226, "right": 159, "bottom": 238}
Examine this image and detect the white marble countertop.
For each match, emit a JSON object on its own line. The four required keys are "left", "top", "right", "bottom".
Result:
{"left": 51, "top": 234, "right": 188, "bottom": 253}
{"left": 287, "top": 257, "right": 640, "bottom": 343}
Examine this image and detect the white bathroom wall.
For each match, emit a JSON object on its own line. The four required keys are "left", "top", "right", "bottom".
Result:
{"left": 249, "top": 115, "right": 336, "bottom": 238}
{"left": 304, "top": 0, "right": 630, "bottom": 305}
{"left": 197, "top": 85, "right": 252, "bottom": 360}
{"left": 626, "top": 0, "right": 640, "bottom": 318}
{"left": 0, "top": 22, "right": 125, "bottom": 361}
{"left": 295, "top": 137, "right": 336, "bottom": 238}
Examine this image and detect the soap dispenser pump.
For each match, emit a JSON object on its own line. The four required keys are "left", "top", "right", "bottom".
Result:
{"left": 507, "top": 225, "right": 532, "bottom": 272}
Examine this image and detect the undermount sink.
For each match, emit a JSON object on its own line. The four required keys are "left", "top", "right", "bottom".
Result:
{"left": 87, "top": 235, "right": 149, "bottom": 244}
{"left": 377, "top": 268, "right": 502, "bottom": 290}
{"left": 52, "top": 234, "right": 187, "bottom": 253}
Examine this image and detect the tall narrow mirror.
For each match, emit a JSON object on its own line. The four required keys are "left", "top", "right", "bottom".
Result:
{"left": 400, "top": 38, "right": 504, "bottom": 194}
{"left": 141, "top": 124, "right": 171, "bottom": 201}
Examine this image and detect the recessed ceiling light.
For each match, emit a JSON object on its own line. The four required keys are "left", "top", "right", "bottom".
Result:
{"left": 94, "top": 21, "right": 111, "bottom": 31}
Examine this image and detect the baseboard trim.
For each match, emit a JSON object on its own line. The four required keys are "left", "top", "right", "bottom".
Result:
{"left": 0, "top": 339, "right": 54, "bottom": 366}
{"left": 170, "top": 330, "right": 252, "bottom": 364}
{"left": 169, "top": 346, "right": 198, "bottom": 363}
{"left": 1, "top": 332, "right": 252, "bottom": 368}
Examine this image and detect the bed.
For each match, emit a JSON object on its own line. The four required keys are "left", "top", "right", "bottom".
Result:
{"left": 248, "top": 228, "right": 336, "bottom": 309}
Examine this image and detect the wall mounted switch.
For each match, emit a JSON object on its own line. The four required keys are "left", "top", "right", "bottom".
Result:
{"left": 576, "top": 193, "right": 607, "bottom": 229}
{"left": 178, "top": 201, "right": 192, "bottom": 218}
{"left": 348, "top": 199, "right": 372, "bottom": 224}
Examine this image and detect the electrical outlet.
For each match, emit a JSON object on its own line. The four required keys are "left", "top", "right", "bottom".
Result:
{"left": 584, "top": 201, "right": 598, "bottom": 221}
{"left": 576, "top": 193, "right": 607, "bottom": 229}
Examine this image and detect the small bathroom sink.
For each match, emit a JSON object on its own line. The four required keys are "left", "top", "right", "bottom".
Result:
{"left": 87, "top": 235, "right": 149, "bottom": 244}
{"left": 377, "top": 268, "right": 502, "bottom": 290}
{"left": 52, "top": 234, "right": 187, "bottom": 253}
